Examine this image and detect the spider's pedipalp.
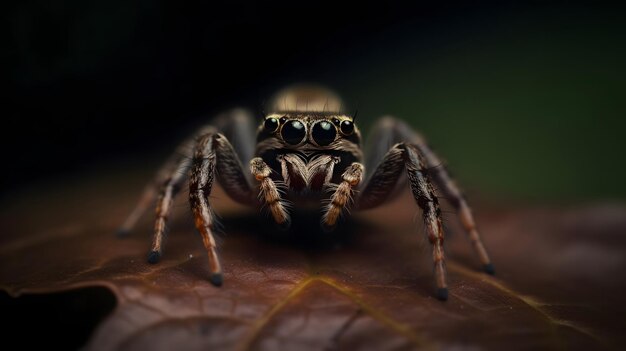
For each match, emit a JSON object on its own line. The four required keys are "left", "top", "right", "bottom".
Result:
{"left": 251, "top": 157, "right": 291, "bottom": 228}
{"left": 321, "top": 162, "right": 363, "bottom": 231}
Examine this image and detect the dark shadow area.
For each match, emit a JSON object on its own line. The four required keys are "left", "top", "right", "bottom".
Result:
{"left": 0, "top": 287, "right": 116, "bottom": 350}
{"left": 219, "top": 209, "right": 369, "bottom": 252}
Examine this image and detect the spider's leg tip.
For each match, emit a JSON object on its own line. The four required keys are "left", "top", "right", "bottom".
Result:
{"left": 209, "top": 273, "right": 223, "bottom": 287}
{"left": 116, "top": 228, "right": 130, "bottom": 238}
{"left": 483, "top": 263, "right": 496, "bottom": 275}
{"left": 147, "top": 251, "right": 161, "bottom": 264}
{"left": 436, "top": 288, "right": 449, "bottom": 301}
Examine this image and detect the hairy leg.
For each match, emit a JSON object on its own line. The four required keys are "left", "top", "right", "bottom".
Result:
{"left": 357, "top": 142, "right": 448, "bottom": 300}
{"left": 322, "top": 162, "right": 364, "bottom": 231}
{"left": 188, "top": 130, "right": 258, "bottom": 285}
{"left": 250, "top": 157, "right": 291, "bottom": 228}
{"left": 358, "top": 143, "right": 405, "bottom": 210}
{"left": 118, "top": 138, "right": 196, "bottom": 237}
{"left": 147, "top": 128, "right": 256, "bottom": 269}
{"left": 149, "top": 151, "right": 194, "bottom": 263}
{"left": 118, "top": 109, "right": 257, "bottom": 236}
{"left": 123, "top": 110, "right": 257, "bottom": 288}
{"left": 211, "top": 108, "right": 256, "bottom": 167}
{"left": 189, "top": 132, "right": 222, "bottom": 285}
{"left": 139, "top": 132, "right": 209, "bottom": 262}
{"left": 363, "top": 116, "right": 494, "bottom": 274}
{"left": 404, "top": 144, "right": 448, "bottom": 300}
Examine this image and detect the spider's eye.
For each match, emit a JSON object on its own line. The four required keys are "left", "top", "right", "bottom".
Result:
{"left": 264, "top": 118, "right": 279, "bottom": 133}
{"left": 312, "top": 121, "right": 337, "bottom": 146}
{"left": 281, "top": 120, "right": 306, "bottom": 145}
{"left": 331, "top": 118, "right": 341, "bottom": 125}
{"left": 340, "top": 120, "right": 354, "bottom": 135}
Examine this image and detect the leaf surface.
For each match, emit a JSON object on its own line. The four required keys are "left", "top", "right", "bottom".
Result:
{"left": 1, "top": 171, "right": 624, "bottom": 350}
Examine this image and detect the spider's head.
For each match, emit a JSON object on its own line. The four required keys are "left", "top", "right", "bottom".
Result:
{"left": 256, "top": 84, "right": 361, "bottom": 151}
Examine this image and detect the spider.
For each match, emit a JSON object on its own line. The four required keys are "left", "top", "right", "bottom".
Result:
{"left": 118, "top": 85, "right": 494, "bottom": 300}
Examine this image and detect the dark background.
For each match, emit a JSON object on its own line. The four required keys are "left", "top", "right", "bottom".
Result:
{"left": 5, "top": 1, "right": 626, "bottom": 203}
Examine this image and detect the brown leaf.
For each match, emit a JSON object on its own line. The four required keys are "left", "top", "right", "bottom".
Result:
{"left": 1, "top": 170, "right": 625, "bottom": 350}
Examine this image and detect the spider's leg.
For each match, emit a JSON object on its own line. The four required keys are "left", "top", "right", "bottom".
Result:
{"left": 188, "top": 132, "right": 221, "bottom": 285}
{"left": 118, "top": 109, "right": 256, "bottom": 237}
{"left": 387, "top": 117, "right": 494, "bottom": 274}
{"left": 148, "top": 129, "right": 225, "bottom": 263}
{"left": 420, "top": 145, "right": 494, "bottom": 273}
{"left": 211, "top": 108, "right": 257, "bottom": 168}
{"left": 321, "top": 162, "right": 364, "bottom": 231}
{"left": 356, "top": 143, "right": 448, "bottom": 300}
{"left": 117, "top": 138, "right": 195, "bottom": 237}
{"left": 148, "top": 149, "right": 194, "bottom": 263}
{"left": 404, "top": 144, "right": 449, "bottom": 300}
{"left": 189, "top": 130, "right": 258, "bottom": 286}
{"left": 250, "top": 157, "right": 291, "bottom": 228}
{"left": 358, "top": 144, "right": 406, "bottom": 210}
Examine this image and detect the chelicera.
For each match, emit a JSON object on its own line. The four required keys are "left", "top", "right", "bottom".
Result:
{"left": 118, "top": 85, "right": 494, "bottom": 300}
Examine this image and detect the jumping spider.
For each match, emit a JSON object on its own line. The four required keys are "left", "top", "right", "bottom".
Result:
{"left": 119, "top": 85, "right": 494, "bottom": 300}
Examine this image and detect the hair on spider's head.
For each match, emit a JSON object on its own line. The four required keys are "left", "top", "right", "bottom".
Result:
{"left": 269, "top": 84, "right": 345, "bottom": 114}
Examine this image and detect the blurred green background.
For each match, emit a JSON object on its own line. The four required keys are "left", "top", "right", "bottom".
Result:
{"left": 303, "top": 9, "right": 626, "bottom": 203}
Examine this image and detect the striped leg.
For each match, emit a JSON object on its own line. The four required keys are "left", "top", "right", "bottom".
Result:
{"left": 357, "top": 143, "right": 448, "bottom": 300}
{"left": 118, "top": 138, "right": 195, "bottom": 237}
{"left": 363, "top": 116, "right": 494, "bottom": 274}
{"left": 414, "top": 141, "right": 494, "bottom": 274}
{"left": 390, "top": 118, "right": 494, "bottom": 274}
{"left": 188, "top": 131, "right": 258, "bottom": 286}
{"left": 119, "top": 109, "right": 256, "bottom": 238}
{"left": 189, "top": 133, "right": 222, "bottom": 285}
{"left": 148, "top": 152, "right": 193, "bottom": 263}
{"left": 404, "top": 144, "right": 448, "bottom": 300}
{"left": 250, "top": 157, "right": 291, "bottom": 228}
{"left": 146, "top": 130, "right": 257, "bottom": 269}
{"left": 322, "top": 162, "right": 364, "bottom": 231}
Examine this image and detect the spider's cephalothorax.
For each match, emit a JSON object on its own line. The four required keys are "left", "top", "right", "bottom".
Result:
{"left": 254, "top": 87, "right": 363, "bottom": 209}
{"left": 119, "top": 85, "right": 495, "bottom": 300}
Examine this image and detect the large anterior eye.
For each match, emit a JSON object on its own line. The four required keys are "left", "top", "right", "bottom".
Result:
{"left": 312, "top": 121, "right": 337, "bottom": 146}
{"left": 281, "top": 120, "right": 306, "bottom": 145}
